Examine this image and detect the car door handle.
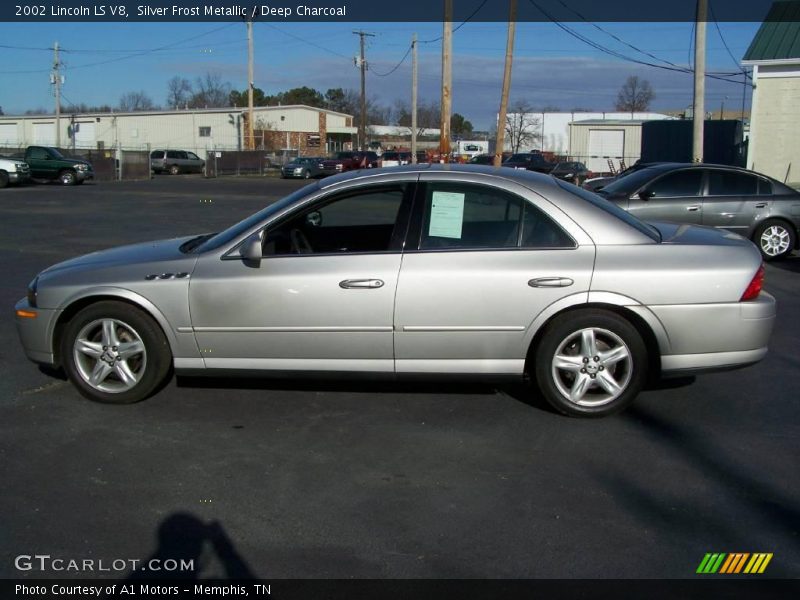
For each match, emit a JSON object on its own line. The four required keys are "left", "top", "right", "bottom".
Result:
{"left": 755, "top": 203, "right": 767, "bottom": 209}
{"left": 339, "top": 279, "right": 385, "bottom": 289}
{"left": 686, "top": 205, "right": 700, "bottom": 212}
{"left": 528, "top": 277, "right": 574, "bottom": 288}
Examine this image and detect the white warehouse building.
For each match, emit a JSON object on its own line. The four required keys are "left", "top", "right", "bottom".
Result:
{"left": 0, "top": 105, "right": 357, "bottom": 156}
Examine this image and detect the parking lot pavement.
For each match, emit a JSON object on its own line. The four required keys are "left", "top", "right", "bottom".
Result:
{"left": 1, "top": 177, "right": 798, "bottom": 579}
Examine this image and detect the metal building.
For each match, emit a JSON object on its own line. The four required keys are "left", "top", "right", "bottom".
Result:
{"left": 568, "top": 119, "right": 647, "bottom": 174}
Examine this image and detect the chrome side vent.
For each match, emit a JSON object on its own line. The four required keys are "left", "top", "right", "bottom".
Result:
{"left": 145, "top": 272, "right": 190, "bottom": 281}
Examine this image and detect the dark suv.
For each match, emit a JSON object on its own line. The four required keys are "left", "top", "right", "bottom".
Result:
{"left": 151, "top": 150, "right": 205, "bottom": 175}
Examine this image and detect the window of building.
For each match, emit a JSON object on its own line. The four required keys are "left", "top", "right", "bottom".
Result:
{"left": 199, "top": 127, "right": 211, "bottom": 137}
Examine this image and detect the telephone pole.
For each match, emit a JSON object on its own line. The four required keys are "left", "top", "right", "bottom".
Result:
{"left": 246, "top": 18, "right": 255, "bottom": 150}
{"left": 52, "top": 41, "right": 62, "bottom": 148}
{"left": 494, "top": 0, "right": 517, "bottom": 167}
{"left": 692, "top": 0, "right": 707, "bottom": 162}
{"left": 411, "top": 34, "right": 418, "bottom": 163}
{"left": 353, "top": 30, "right": 375, "bottom": 150}
{"left": 439, "top": 0, "right": 453, "bottom": 159}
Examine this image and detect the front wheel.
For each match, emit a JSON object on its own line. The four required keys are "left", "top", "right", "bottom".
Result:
{"left": 169, "top": 164, "right": 180, "bottom": 175}
{"left": 533, "top": 309, "right": 648, "bottom": 417}
{"left": 754, "top": 220, "right": 795, "bottom": 261}
{"left": 61, "top": 301, "right": 172, "bottom": 404}
{"left": 59, "top": 170, "right": 77, "bottom": 185}
{"left": 303, "top": 169, "right": 311, "bottom": 179}
{"left": 0, "top": 171, "right": 9, "bottom": 188}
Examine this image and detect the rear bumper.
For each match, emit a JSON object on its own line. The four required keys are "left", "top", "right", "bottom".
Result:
{"left": 657, "top": 292, "right": 776, "bottom": 375}
{"left": 15, "top": 298, "right": 60, "bottom": 366}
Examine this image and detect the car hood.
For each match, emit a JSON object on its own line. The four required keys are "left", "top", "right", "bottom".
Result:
{"left": 40, "top": 235, "right": 198, "bottom": 277}
{"left": 61, "top": 157, "right": 93, "bottom": 167}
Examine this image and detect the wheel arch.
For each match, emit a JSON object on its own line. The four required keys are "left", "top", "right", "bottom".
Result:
{"left": 523, "top": 296, "right": 665, "bottom": 380}
{"left": 52, "top": 288, "right": 178, "bottom": 367}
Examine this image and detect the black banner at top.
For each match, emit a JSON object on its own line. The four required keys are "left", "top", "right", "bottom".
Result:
{"left": 0, "top": 0, "right": 788, "bottom": 23}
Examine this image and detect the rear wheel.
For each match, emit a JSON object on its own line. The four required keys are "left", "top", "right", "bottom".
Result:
{"left": 58, "top": 170, "right": 77, "bottom": 185}
{"left": 303, "top": 169, "right": 311, "bottom": 179}
{"left": 61, "top": 301, "right": 172, "bottom": 404}
{"left": 0, "top": 171, "right": 8, "bottom": 188}
{"left": 754, "top": 219, "right": 795, "bottom": 261}
{"left": 534, "top": 309, "right": 648, "bottom": 417}
{"left": 169, "top": 164, "right": 180, "bottom": 175}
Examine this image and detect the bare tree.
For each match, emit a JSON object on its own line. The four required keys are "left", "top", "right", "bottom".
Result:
{"left": 395, "top": 98, "right": 440, "bottom": 136}
{"left": 614, "top": 76, "right": 655, "bottom": 114}
{"left": 189, "top": 73, "right": 231, "bottom": 108}
{"left": 119, "top": 91, "right": 156, "bottom": 112}
{"left": 504, "top": 100, "right": 541, "bottom": 153}
{"left": 166, "top": 76, "right": 193, "bottom": 109}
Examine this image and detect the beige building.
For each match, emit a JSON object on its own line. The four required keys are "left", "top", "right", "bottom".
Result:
{"left": 742, "top": 1, "right": 800, "bottom": 185}
{"left": 568, "top": 120, "right": 647, "bottom": 174}
{"left": 0, "top": 105, "right": 356, "bottom": 156}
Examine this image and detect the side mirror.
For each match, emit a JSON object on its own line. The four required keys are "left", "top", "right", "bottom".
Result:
{"left": 239, "top": 232, "right": 262, "bottom": 264}
{"left": 638, "top": 189, "right": 655, "bottom": 201}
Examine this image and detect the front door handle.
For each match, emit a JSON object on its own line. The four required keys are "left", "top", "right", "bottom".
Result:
{"left": 528, "top": 277, "right": 574, "bottom": 288}
{"left": 686, "top": 205, "right": 700, "bottom": 212}
{"left": 755, "top": 203, "right": 768, "bottom": 209}
{"left": 339, "top": 279, "right": 385, "bottom": 289}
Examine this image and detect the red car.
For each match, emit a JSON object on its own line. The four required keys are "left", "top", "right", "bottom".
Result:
{"left": 320, "top": 151, "right": 379, "bottom": 176}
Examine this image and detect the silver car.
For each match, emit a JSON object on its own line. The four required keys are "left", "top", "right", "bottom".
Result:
{"left": 15, "top": 165, "right": 776, "bottom": 417}
{"left": 150, "top": 149, "right": 205, "bottom": 175}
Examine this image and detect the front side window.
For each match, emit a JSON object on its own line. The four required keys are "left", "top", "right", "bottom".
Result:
{"left": 707, "top": 170, "right": 758, "bottom": 196}
{"left": 261, "top": 185, "right": 408, "bottom": 256}
{"left": 418, "top": 183, "right": 574, "bottom": 250}
{"left": 187, "top": 152, "right": 200, "bottom": 161}
{"left": 646, "top": 170, "right": 703, "bottom": 198}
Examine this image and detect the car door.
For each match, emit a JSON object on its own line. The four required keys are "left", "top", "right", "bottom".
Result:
{"left": 393, "top": 174, "right": 595, "bottom": 375}
{"left": 26, "top": 147, "right": 53, "bottom": 178}
{"left": 626, "top": 169, "right": 704, "bottom": 224}
{"left": 187, "top": 180, "right": 415, "bottom": 372}
{"left": 701, "top": 169, "right": 758, "bottom": 234}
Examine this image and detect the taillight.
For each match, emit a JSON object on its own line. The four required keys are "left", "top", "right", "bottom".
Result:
{"left": 740, "top": 264, "right": 765, "bottom": 301}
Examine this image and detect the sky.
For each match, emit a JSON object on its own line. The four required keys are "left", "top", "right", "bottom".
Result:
{"left": 0, "top": 20, "right": 759, "bottom": 129}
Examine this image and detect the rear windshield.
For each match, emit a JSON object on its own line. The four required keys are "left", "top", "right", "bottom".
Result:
{"left": 555, "top": 179, "right": 661, "bottom": 242}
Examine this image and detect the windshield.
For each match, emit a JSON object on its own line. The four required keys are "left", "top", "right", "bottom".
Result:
{"left": 507, "top": 154, "right": 530, "bottom": 162}
{"left": 599, "top": 167, "right": 666, "bottom": 195}
{"left": 194, "top": 184, "right": 320, "bottom": 253}
{"left": 555, "top": 179, "right": 661, "bottom": 242}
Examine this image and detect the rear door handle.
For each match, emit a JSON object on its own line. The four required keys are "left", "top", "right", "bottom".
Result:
{"left": 339, "top": 279, "right": 384, "bottom": 289}
{"left": 686, "top": 205, "right": 700, "bottom": 212}
{"left": 755, "top": 203, "right": 768, "bottom": 209}
{"left": 528, "top": 277, "right": 574, "bottom": 288}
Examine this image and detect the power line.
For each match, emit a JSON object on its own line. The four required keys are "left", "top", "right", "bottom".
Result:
{"left": 262, "top": 23, "right": 350, "bottom": 59}
{"left": 420, "top": 0, "right": 490, "bottom": 44}
{"left": 709, "top": 0, "right": 751, "bottom": 79}
{"left": 371, "top": 44, "right": 412, "bottom": 77}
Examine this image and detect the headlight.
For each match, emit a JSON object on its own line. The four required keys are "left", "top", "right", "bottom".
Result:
{"left": 15, "top": 162, "right": 28, "bottom": 171}
{"left": 563, "top": 173, "right": 574, "bottom": 178}
{"left": 27, "top": 277, "right": 38, "bottom": 308}
{"left": 75, "top": 163, "right": 90, "bottom": 171}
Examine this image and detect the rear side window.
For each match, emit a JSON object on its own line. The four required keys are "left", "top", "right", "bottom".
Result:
{"left": 167, "top": 151, "right": 180, "bottom": 159}
{"left": 418, "top": 183, "right": 573, "bottom": 250}
{"left": 707, "top": 170, "right": 758, "bottom": 196}
{"left": 150, "top": 151, "right": 164, "bottom": 159}
{"left": 647, "top": 170, "right": 703, "bottom": 197}
{"left": 758, "top": 179, "right": 772, "bottom": 195}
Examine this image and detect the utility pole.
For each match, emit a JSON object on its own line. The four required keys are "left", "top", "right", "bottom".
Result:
{"left": 439, "top": 0, "right": 453, "bottom": 160}
{"left": 411, "top": 34, "right": 418, "bottom": 164}
{"left": 246, "top": 18, "right": 255, "bottom": 150}
{"left": 494, "top": 0, "right": 517, "bottom": 167}
{"left": 353, "top": 30, "right": 374, "bottom": 150}
{"left": 52, "top": 41, "right": 62, "bottom": 149}
{"left": 692, "top": 0, "right": 707, "bottom": 163}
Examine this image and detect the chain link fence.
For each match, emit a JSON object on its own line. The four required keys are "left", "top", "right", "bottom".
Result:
{"left": 0, "top": 145, "right": 152, "bottom": 182}
{"left": 204, "top": 150, "right": 298, "bottom": 177}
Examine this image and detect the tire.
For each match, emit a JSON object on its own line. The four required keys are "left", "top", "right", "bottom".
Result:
{"left": 754, "top": 219, "right": 796, "bottom": 261}
{"left": 59, "top": 170, "right": 77, "bottom": 186}
{"left": 533, "top": 309, "right": 648, "bottom": 417}
{"left": 0, "top": 171, "right": 8, "bottom": 188}
{"left": 169, "top": 164, "right": 180, "bottom": 175}
{"left": 303, "top": 169, "right": 311, "bottom": 179}
{"left": 61, "top": 301, "right": 172, "bottom": 404}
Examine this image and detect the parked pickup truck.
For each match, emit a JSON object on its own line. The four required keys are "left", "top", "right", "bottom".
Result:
{"left": 320, "top": 151, "right": 379, "bottom": 176}
{"left": 22, "top": 146, "right": 94, "bottom": 185}
{"left": 501, "top": 152, "right": 554, "bottom": 174}
{"left": 0, "top": 156, "right": 31, "bottom": 188}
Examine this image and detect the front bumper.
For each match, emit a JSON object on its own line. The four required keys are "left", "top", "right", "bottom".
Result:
{"left": 657, "top": 292, "right": 776, "bottom": 375}
{"left": 15, "top": 298, "right": 61, "bottom": 366}
{"left": 75, "top": 170, "right": 94, "bottom": 182}
{"left": 8, "top": 171, "right": 31, "bottom": 184}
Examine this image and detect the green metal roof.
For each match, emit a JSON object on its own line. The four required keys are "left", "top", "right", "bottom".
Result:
{"left": 743, "top": 1, "right": 800, "bottom": 62}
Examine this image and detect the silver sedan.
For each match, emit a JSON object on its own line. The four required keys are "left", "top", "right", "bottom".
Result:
{"left": 15, "top": 165, "right": 776, "bottom": 417}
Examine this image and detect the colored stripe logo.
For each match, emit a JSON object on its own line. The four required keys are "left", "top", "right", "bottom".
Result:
{"left": 697, "top": 553, "right": 773, "bottom": 574}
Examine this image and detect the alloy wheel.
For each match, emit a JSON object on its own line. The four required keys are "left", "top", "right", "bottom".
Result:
{"left": 73, "top": 318, "right": 147, "bottom": 393}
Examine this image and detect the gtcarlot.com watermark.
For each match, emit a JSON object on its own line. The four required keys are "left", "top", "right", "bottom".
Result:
{"left": 15, "top": 554, "right": 194, "bottom": 573}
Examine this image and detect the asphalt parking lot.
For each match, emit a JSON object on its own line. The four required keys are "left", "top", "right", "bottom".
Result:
{"left": 1, "top": 175, "right": 798, "bottom": 580}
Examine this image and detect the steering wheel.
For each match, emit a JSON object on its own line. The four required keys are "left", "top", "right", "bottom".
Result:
{"left": 289, "top": 228, "right": 314, "bottom": 254}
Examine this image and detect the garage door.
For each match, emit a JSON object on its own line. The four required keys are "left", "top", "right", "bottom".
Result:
{"left": 587, "top": 129, "right": 624, "bottom": 174}
{"left": 33, "top": 122, "right": 56, "bottom": 145}
{"left": 0, "top": 122, "right": 19, "bottom": 146}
